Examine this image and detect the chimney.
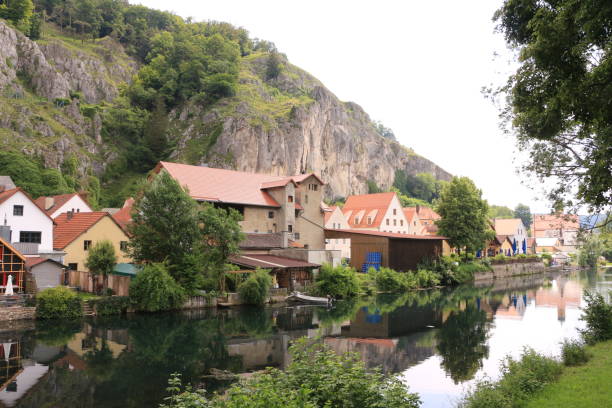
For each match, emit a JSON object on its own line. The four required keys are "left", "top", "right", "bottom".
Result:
{"left": 0, "top": 217, "right": 11, "bottom": 242}
{"left": 78, "top": 190, "right": 89, "bottom": 203}
{"left": 44, "top": 196, "right": 55, "bottom": 210}
{"left": 67, "top": 210, "right": 74, "bottom": 220}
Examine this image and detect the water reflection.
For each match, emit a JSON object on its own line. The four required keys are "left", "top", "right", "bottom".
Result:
{"left": 0, "top": 269, "right": 604, "bottom": 408}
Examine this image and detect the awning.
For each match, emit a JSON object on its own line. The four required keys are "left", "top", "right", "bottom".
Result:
{"left": 112, "top": 263, "right": 141, "bottom": 277}
{"left": 229, "top": 254, "right": 319, "bottom": 269}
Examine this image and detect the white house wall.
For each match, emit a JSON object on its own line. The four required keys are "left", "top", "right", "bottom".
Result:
{"left": 0, "top": 191, "right": 54, "bottom": 252}
{"left": 380, "top": 195, "right": 409, "bottom": 234}
{"left": 49, "top": 195, "right": 92, "bottom": 218}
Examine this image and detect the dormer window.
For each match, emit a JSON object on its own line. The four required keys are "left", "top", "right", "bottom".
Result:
{"left": 355, "top": 217, "right": 359, "bottom": 224}
{"left": 367, "top": 217, "right": 372, "bottom": 225}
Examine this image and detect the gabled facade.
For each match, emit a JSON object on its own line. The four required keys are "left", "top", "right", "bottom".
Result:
{"left": 153, "top": 162, "right": 326, "bottom": 249}
{"left": 0, "top": 188, "right": 54, "bottom": 253}
{"left": 324, "top": 206, "right": 351, "bottom": 259}
{"left": 532, "top": 213, "right": 579, "bottom": 252}
{"left": 54, "top": 212, "right": 131, "bottom": 272}
{"left": 0, "top": 236, "right": 26, "bottom": 293}
{"left": 493, "top": 218, "right": 528, "bottom": 252}
{"left": 342, "top": 192, "right": 409, "bottom": 234}
{"left": 35, "top": 192, "right": 93, "bottom": 219}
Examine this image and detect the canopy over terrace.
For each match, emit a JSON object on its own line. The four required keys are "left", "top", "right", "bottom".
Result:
{"left": 229, "top": 254, "right": 319, "bottom": 291}
{"left": 325, "top": 229, "right": 450, "bottom": 272}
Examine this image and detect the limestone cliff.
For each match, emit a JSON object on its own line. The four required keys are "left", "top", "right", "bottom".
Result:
{"left": 0, "top": 20, "right": 450, "bottom": 200}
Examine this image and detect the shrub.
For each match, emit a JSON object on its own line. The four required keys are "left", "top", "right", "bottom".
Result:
{"left": 36, "top": 286, "right": 82, "bottom": 320}
{"left": 560, "top": 339, "right": 590, "bottom": 366}
{"left": 314, "top": 263, "right": 360, "bottom": 298}
{"left": 91, "top": 296, "right": 131, "bottom": 316}
{"left": 238, "top": 269, "right": 272, "bottom": 306}
{"left": 161, "top": 338, "right": 421, "bottom": 408}
{"left": 129, "top": 263, "right": 186, "bottom": 312}
{"left": 579, "top": 290, "right": 612, "bottom": 344}
{"left": 454, "top": 262, "right": 489, "bottom": 283}
{"left": 460, "top": 348, "right": 562, "bottom": 408}
{"left": 493, "top": 253, "right": 507, "bottom": 261}
{"left": 373, "top": 267, "right": 416, "bottom": 292}
{"left": 415, "top": 269, "right": 440, "bottom": 288}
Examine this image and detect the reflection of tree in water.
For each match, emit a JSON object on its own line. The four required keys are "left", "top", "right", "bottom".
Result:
{"left": 35, "top": 319, "right": 83, "bottom": 347}
{"left": 436, "top": 304, "right": 491, "bottom": 383}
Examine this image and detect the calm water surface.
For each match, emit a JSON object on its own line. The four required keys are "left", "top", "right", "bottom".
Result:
{"left": 0, "top": 268, "right": 609, "bottom": 408}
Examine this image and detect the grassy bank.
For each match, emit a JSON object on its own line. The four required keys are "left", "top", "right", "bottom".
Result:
{"left": 526, "top": 340, "right": 612, "bottom": 408}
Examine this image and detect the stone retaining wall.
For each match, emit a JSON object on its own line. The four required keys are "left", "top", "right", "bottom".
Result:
{"left": 474, "top": 260, "right": 547, "bottom": 281}
{"left": 0, "top": 306, "right": 36, "bottom": 321}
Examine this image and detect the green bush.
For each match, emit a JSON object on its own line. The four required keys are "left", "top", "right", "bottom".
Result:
{"left": 579, "top": 290, "right": 612, "bottom": 345}
{"left": 314, "top": 263, "right": 360, "bottom": 298}
{"left": 560, "top": 339, "right": 590, "bottom": 366}
{"left": 454, "top": 262, "right": 490, "bottom": 283}
{"left": 373, "top": 267, "right": 416, "bottom": 292}
{"left": 415, "top": 269, "right": 440, "bottom": 288}
{"left": 36, "top": 286, "right": 82, "bottom": 320}
{"left": 238, "top": 269, "right": 272, "bottom": 306}
{"left": 129, "top": 263, "right": 186, "bottom": 312}
{"left": 460, "top": 348, "right": 562, "bottom": 408}
{"left": 161, "top": 338, "right": 420, "bottom": 408}
{"left": 91, "top": 296, "right": 131, "bottom": 316}
{"left": 493, "top": 253, "right": 507, "bottom": 261}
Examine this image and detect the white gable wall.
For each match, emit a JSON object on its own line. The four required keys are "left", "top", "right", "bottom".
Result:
{"left": 0, "top": 191, "right": 54, "bottom": 252}
{"left": 380, "top": 195, "right": 409, "bottom": 234}
{"left": 325, "top": 207, "right": 351, "bottom": 259}
{"left": 49, "top": 195, "right": 92, "bottom": 218}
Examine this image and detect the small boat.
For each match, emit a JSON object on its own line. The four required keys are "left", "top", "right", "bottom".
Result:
{"left": 286, "top": 291, "right": 331, "bottom": 305}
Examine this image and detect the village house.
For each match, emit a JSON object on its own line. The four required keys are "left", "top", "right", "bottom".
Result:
{"left": 486, "top": 235, "right": 514, "bottom": 256}
{"left": 53, "top": 211, "right": 131, "bottom": 272}
{"left": 26, "top": 257, "right": 66, "bottom": 292}
{"left": 535, "top": 237, "right": 562, "bottom": 254}
{"left": 152, "top": 162, "right": 327, "bottom": 250}
{"left": 34, "top": 192, "right": 93, "bottom": 219}
{"left": 402, "top": 207, "right": 422, "bottom": 235}
{"left": 342, "top": 192, "right": 410, "bottom": 234}
{"left": 532, "top": 213, "right": 579, "bottom": 253}
{"left": 492, "top": 218, "right": 528, "bottom": 253}
{"left": 0, "top": 236, "right": 26, "bottom": 294}
{"left": 324, "top": 205, "right": 351, "bottom": 259}
{"left": 414, "top": 206, "right": 441, "bottom": 235}
{"left": 0, "top": 186, "right": 55, "bottom": 256}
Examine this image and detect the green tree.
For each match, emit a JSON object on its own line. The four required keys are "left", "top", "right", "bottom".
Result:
{"left": 265, "top": 50, "right": 282, "bottom": 80}
{"left": 0, "top": 0, "right": 34, "bottom": 32}
{"left": 367, "top": 180, "right": 382, "bottom": 194}
{"left": 85, "top": 240, "right": 117, "bottom": 293}
{"left": 488, "top": 205, "right": 514, "bottom": 219}
{"left": 514, "top": 203, "right": 532, "bottom": 228}
{"left": 578, "top": 233, "right": 604, "bottom": 267}
{"left": 493, "top": 0, "right": 612, "bottom": 212}
{"left": 436, "top": 177, "right": 494, "bottom": 256}
{"left": 128, "top": 171, "right": 203, "bottom": 291}
{"left": 390, "top": 187, "right": 430, "bottom": 208}
{"left": 129, "top": 262, "right": 186, "bottom": 312}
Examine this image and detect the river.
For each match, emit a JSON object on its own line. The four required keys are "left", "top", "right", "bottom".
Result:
{"left": 0, "top": 268, "right": 609, "bottom": 408}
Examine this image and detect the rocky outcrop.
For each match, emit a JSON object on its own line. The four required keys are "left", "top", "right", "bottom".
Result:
{"left": 171, "top": 57, "right": 451, "bottom": 199}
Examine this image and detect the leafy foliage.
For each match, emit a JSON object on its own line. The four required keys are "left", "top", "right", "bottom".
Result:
{"left": 393, "top": 170, "right": 446, "bottom": 204}
{"left": 436, "top": 177, "right": 494, "bottom": 256}
{"left": 129, "top": 262, "right": 186, "bottom": 312}
{"left": 579, "top": 290, "right": 612, "bottom": 345}
{"left": 161, "top": 338, "right": 420, "bottom": 408}
{"left": 514, "top": 203, "right": 532, "bottom": 229}
{"left": 85, "top": 240, "right": 117, "bottom": 293}
{"left": 314, "top": 263, "right": 360, "bottom": 298}
{"left": 238, "top": 269, "right": 272, "bottom": 306}
{"left": 560, "top": 339, "right": 590, "bottom": 367}
{"left": 0, "top": 0, "right": 35, "bottom": 35}
{"left": 459, "top": 348, "right": 562, "bottom": 408}
{"left": 36, "top": 286, "right": 82, "bottom": 319}
{"left": 578, "top": 234, "right": 605, "bottom": 267}
{"left": 488, "top": 205, "right": 514, "bottom": 219}
{"left": 493, "top": 0, "right": 612, "bottom": 211}
{"left": 90, "top": 296, "right": 131, "bottom": 316}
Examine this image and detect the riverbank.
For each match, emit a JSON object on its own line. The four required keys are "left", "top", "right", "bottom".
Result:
{"left": 525, "top": 340, "right": 612, "bottom": 408}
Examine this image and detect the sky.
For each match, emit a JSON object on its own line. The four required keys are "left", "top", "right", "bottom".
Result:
{"left": 135, "top": 0, "right": 555, "bottom": 213}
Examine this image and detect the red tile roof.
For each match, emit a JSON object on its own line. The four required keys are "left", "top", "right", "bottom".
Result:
{"left": 416, "top": 206, "right": 441, "bottom": 220}
{"left": 154, "top": 162, "right": 324, "bottom": 208}
{"left": 0, "top": 188, "right": 55, "bottom": 223}
{"left": 112, "top": 198, "right": 134, "bottom": 233}
{"left": 34, "top": 193, "right": 91, "bottom": 216}
{"left": 325, "top": 228, "right": 448, "bottom": 240}
{"left": 25, "top": 257, "right": 65, "bottom": 269}
{"left": 229, "top": 254, "right": 319, "bottom": 269}
{"left": 342, "top": 192, "right": 397, "bottom": 229}
{"left": 53, "top": 212, "right": 124, "bottom": 249}
{"left": 532, "top": 214, "right": 580, "bottom": 235}
{"left": 403, "top": 207, "right": 417, "bottom": 223}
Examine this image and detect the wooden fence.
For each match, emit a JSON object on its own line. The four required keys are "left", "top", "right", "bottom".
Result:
{"left": 67, "top": 270, "right": 131, "bottom": 297}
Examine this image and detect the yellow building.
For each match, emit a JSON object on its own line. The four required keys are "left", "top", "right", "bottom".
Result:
{"left": 54, "top": 211, "right": 131, "bottom": 272}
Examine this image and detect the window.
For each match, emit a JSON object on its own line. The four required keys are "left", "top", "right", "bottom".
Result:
{"left": 294, "top": 232, "right": 300, "bottom": 239}
{"left": 288, "top": 195, "right": 294, "bottom": 203}
{"left": 414, "top": 221, "right": 417, "bottom": 226}
{"left": 354, "top": 218, "right": 359, "bottom": 224}
{"left": 288, "top": 224, "right": 293, "bottom": 232}
{"left": 400, "top": 220, "right": 403, "bottom": 226}
{"left": 19, "top": 231, "right": 41, "bottom": 243}
{"left": 367, "top": 217, "right": 372, "bottom": 225}
{"left": 393, "top": 219, "right": 397, "bottom": 226}
{"left": 386, "top": 219, "right": 389, "bottom": 226}
{"left": 268, "top": 229, "right": 273, "bottom": 233}
{"left": 268, "top": 211, "right": 274, "bottom": 219}
{"left": 84, "top": 240, "right": 92, "bottom": 250}
{"left": 305, "top": 194, "right": 309, "bottom": 203}
{"left": 393, "top": 209, "right": 397, "bottom": 215}
{"left": 308, "top": 184, "right": 318, "bottom": 191}
{"left": 68, "top": 263, "right": 78, "bottom": 271}
{"left": 120, "top": 241, "right": 128, "bottom": 251}
{"left": 13, "top": 205, "right": 23, "bottom": 216}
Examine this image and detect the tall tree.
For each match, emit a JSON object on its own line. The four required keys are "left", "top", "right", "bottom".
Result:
{"left": 489, "top": 205, "right": 514, "bottom": 219}
{"left": 128, "top": 171, "right": 203, "bottom": 291}
{"left": 435, "top": 177, "right": 494, "bottom": 256}
{"left": 85, "top": 240, "right": 117, "bottom": 293}
{"left": 493, "top": 0, "right": 612, "bottom": 212}
{"left": 514, "top": 203, "right": 532, "bottom": 228}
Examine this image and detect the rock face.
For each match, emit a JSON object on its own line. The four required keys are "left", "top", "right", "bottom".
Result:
{"left": 170, "top": 56, "right": 451, "bottom": 199}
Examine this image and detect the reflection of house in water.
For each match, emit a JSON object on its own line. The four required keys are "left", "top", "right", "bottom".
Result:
{"left": 485, "top": 292, "right": 534, "bottom": 320}
{"left": 534, "top": 278, "right": 581, "bottom": 322}
{"left": 342, "top": 305, "right": 444, "bottom": 338}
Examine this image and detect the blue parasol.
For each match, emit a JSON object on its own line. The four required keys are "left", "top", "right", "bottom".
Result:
{"left": 512, "top": 238, "right": 517, "bottom": 255}
{"left": 522, "top": 239, "right": 527, "bottom": 254}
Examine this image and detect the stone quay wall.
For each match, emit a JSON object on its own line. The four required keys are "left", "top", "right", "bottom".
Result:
{"left": 475, "top": 259, "right": 548, "bottom": 281}
{"left": 0, "top": 306, "right": 36, "bottom": 321}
